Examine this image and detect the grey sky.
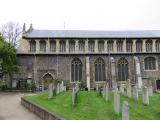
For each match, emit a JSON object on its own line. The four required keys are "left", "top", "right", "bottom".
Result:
{"left": 0, "top": 0, "right": 160, "bottom": 30}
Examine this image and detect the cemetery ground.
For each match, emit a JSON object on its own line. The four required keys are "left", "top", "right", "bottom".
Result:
{"left": 25, "top": 91, "right": 160, "bottom": 120}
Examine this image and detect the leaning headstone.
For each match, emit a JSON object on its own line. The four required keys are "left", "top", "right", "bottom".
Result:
{"left": 114, "top": 88, "right": 120, "bottom": 115}
{"left": 48, "top": 83, "right": 53, "bottom": 99}
{"left": 148, "top": 86, "right": 153, "bottom": 96}
{"left": 56, "top": 83, "right": 60, "bottom": 94}
{"left": 104, "top": 84, "right": 109, "bottom": 102}
{"left": 132, "top": 86, "right": 139, "bottom": 101}
{"left": 122, "top": 101, "right": 130, "bottom": 120}
{"left": 142, "top": 86, "right": 149, "bottom": 105}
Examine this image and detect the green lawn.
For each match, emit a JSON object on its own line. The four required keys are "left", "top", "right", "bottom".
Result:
{"left": 25, "top": 91, "right": 160, "bottom": 120}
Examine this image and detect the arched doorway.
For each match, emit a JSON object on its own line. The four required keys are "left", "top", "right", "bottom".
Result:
{"left": 156, "top": 80, "right": 160, "bottom": 90}
{"left": 42, "top": 73, "right": 54, "bottom": 90}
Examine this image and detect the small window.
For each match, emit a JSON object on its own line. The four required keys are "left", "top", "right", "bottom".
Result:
{"left": 107, "top": 40, "right": 113, "bottom": 52}
{"left": 144, "top": 57, "right": 156, "bottom": 70}
{"left": 60, "top": 41, "right": 66, "bottom": 52}
{"left": 29, "top": 40, "right": 36, "bottom": 52}
{"left": 156, "top": 40, "right": 160, "bottom": 52}
{"left": 126, "top": 41, "right": 132, "bottom": 52}
{"left": 69, "top": 41, "right": 75, "bottom": 52}
{"left": 146, "top": 40, "right": 152, "bottom": 52}
{"left": 117, "top": 40, "right": 123, "bottom": 52}
{"left": 40, "top": 40, "right": 46, "bottom": 52}
{"left": 50, "top": 40, "right": 56, "bottom": 52}
{"left": 79, "top": 40, "right": 85, "bottom": 52}
{"left": 98, "top": 40, "right": 104, "bottom": 52}
{"left": 136, "top": 40, "right": 142, "bottom": 52}
{"left": 88, "top": 41, "right": 94, "bottom": 52}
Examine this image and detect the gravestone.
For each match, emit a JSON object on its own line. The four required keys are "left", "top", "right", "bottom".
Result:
{"left": 102, "top": 85, "right": 105, "bottom": 98}
{"left": 122, "top": 101, "right": 130, "bottom": 120}
{"left": 120, "top": 84, "right": 125, "bottom": 95}
{"left": 96, "top": 84, "right": 99, "bottom": 91}
{"left": 114, "top": 88, "right": 120, "bottom": 115}
{"left": 56, "top": 83, "right": 60, "bottom": 94}
{"left": 48, "top": 83, "right": 53, "bottom": 99}
{"left": 132, "top": 86, "right": 138, "bottom": 101}
{"left": 72, "top": 88, "right": 76, "bottom": 105}
{"left": 127, "top": 84, "right": 132, "bottom": 98}
{"left": 63, "top": 86, "right": 66, "bottom": 91}
{"left": 104, "top": 84, "right": 109, "bottom": 102}
{"left": 148, "top": 86, "right": 153, "bottom": 96}
{"left": 142, "top": 86, "right": 149, "bottom": 105}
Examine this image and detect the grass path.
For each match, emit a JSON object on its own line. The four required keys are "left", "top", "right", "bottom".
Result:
{"left": 25, "top": 91, "right": 160, "bottom": 120}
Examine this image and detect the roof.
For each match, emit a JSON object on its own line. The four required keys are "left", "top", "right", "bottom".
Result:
{"left": 23, "top": 29, "right": 160, "bottom": 38}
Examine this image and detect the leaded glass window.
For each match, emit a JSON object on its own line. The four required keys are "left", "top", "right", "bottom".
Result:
{"left": 29, "top": 40, "right": 36, "bottom": 52}
{"left": 95, "top": 58, "right": 105, "bottom": 81}
{"left": 136, "top": 40, "right": 142, "bottom": 52}
{"left": 144, "top": 57, "right": 156, "bottom": 70}
{"left": 146, "top": 40, "right": 152, "bottom": 52}
{"left": 40, "top": 40, "right": 46, "bottom": 52}
{"left": 50, "top": 40, "right": 56, "bottom": 52}
{"left": 71, "top": 58, "right": 82, "bottom": 81}
{"left": 69, "top": 41, "right": 75, "bottom": 52}
{"left": 88, "top": 41, "right": 94, "bottom": 52}
{"left": 156, "top": 40, "right": 160, "bottom": 52}
{"left": 118, "top": 58, "right": 129, "bottom": 81}
{"left": 98, "top": 40, "right": 104, "bottom": 52}
{"left": 117, "top": 41, "right": 123, "bottom": 52}
{"left": 60, "top": 41, "right": 66, "bottom": 52}
{"left": 107, "top": 40, "right": 113, "bottom": 52}
{"left": 126, "top": 41, "right": 132, "bottom": 52}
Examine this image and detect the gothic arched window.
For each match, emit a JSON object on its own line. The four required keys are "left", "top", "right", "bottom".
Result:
{"left": 117, "top": 40, "right": 123, "bottom": 52}
{"left": 71, "top": 58, "right": 82, "bottom": 81}
{"left": 126, "top": 41, "right": 132, "bottom": 52}
{"left": 95, "top": 58, "right": 105, "bottom": 81}
{"left": 60, "top": 41, "right": 66, "bottom": 52}
{"left": 69, "top": 40, "right": 75, "bottom": 52}
{"left": 107, "top": 40, "right": 113, "bottom": 52}
{"left": 50, "top": 40, "right": 56, "bottom": 52}
{"left": 118, "top": 58, "right": 129, "bottom": 81}
{"left": 144, "top": 57, "right": 156, "bottom": 70}
{"left": 98, "top": 40, "right": 104, "bottom": 52}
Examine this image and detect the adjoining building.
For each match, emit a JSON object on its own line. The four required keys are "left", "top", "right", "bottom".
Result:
{"left": 17, "top": 24, "right": 160, "bottom": 90}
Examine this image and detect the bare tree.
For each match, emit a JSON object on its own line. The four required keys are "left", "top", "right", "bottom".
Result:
{"left": 0, "top": 22, "right": 22, "bottom": 47}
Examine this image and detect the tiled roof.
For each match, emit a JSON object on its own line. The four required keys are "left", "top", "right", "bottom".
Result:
{"left": 23, "top": 29, "right": 160, "bottom": 38}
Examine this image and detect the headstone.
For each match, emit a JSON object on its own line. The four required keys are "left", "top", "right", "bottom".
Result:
{"left": 86, "top": 57, "right": 90, "bottom": 91}
{"left": 142, "top": 86, "right": 149, "bottom": 105}
{"left": 48, "top": 83, "right": 53, "bottom": 99}
{"left": 132, "top": 86, "right": 138, "bottom": 101}
{"left": 72, "top": 87, "right": 77, "bottom": 105}
{"left": 102, "top": 85, "right": 105, "bottom": 98}
{"left": 104, "top": 84, "right": 109, "bottom": 102}
{"left": 127, "top": 84, "right": 132, "bottom": 98}
{"left": 114, "top": 88, "right": 120, "bottom": 115}
{"left": 148, "top": 86, "right": 153, "bottom": 96}
{"left": 63, "top": 86, "right": 66, "bottom": 91}
{"left": 122, "top": 101, "right": 130, "bottom": 120}
{"left": 120, "top": 84, "right": 125, "bottom": 95}
{"left": 56, "top": 83, "right": 60, "bottom": 94}
{"left": 96, "top": 84, "right": 99, "bottom": 91}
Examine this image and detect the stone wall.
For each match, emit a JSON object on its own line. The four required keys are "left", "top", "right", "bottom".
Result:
{"left": 17, "top": 53, "right": 160, "bottom": 89}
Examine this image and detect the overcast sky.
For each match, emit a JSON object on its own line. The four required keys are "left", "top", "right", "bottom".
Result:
{"left": 0, "top": 0, "right": 160, "bottom": 30}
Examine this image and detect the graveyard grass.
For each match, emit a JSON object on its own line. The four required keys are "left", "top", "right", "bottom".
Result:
{"left": 25, "top": 91, "right": 160, "bottom": 120}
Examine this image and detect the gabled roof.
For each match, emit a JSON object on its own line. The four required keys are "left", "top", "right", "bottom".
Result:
{"left": 23, "top": 29, "right": 160, "bottom": 38}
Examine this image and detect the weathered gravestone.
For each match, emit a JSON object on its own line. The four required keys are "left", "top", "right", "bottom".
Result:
{"left": 104, "top": 84, "right": 109, "bottom": 102}
{"left": 132, "top": 86, "right": 138, "bottom": 101}
{"left": 142, "top": 86, "right": 149, "bottom": 105}
{"left": 114, "top": 88, "right": 120, "bottom": 115}
{"left": 120, "top": 84, "right": 125, "bottom": 95}
{"left": 56, "top": 83, "right": 60, "bottom": 94}
{"left": 148, "top": 86, "right": 153, "bottom": 96}
{"left": 122, "top": 101, "right": 130, "bottom": 120}
{"left": 72, "top": 88, "right": 76, "bottom": 105}
{"left": 127, "top": 82, "right": 132, "bottom": 98}
{"left": 48, "top": 83, "right": 53, "bottom": 99}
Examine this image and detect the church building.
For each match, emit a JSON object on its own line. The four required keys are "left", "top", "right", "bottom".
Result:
{"left": 17, "top": 24, "right": 160, "bottom": 90}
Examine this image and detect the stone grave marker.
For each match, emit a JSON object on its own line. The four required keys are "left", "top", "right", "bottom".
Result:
{"left": 122, "top": 101, "right": 130, "bottom": 120}
{"left": 114, "top": 88, "right": 120, "bottom": 115}
{"left": 48, "top": 83, "right": 53, "bottom": 99}
{"left": 142, "top": 86, "right": 149, "bottom": 105}
{"left": 132, "top": 86, "right": 138, "bottom": 101}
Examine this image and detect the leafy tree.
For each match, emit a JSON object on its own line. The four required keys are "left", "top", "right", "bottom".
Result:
{"left": 0, "top": 35, "right": 18, "bottom": 91}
